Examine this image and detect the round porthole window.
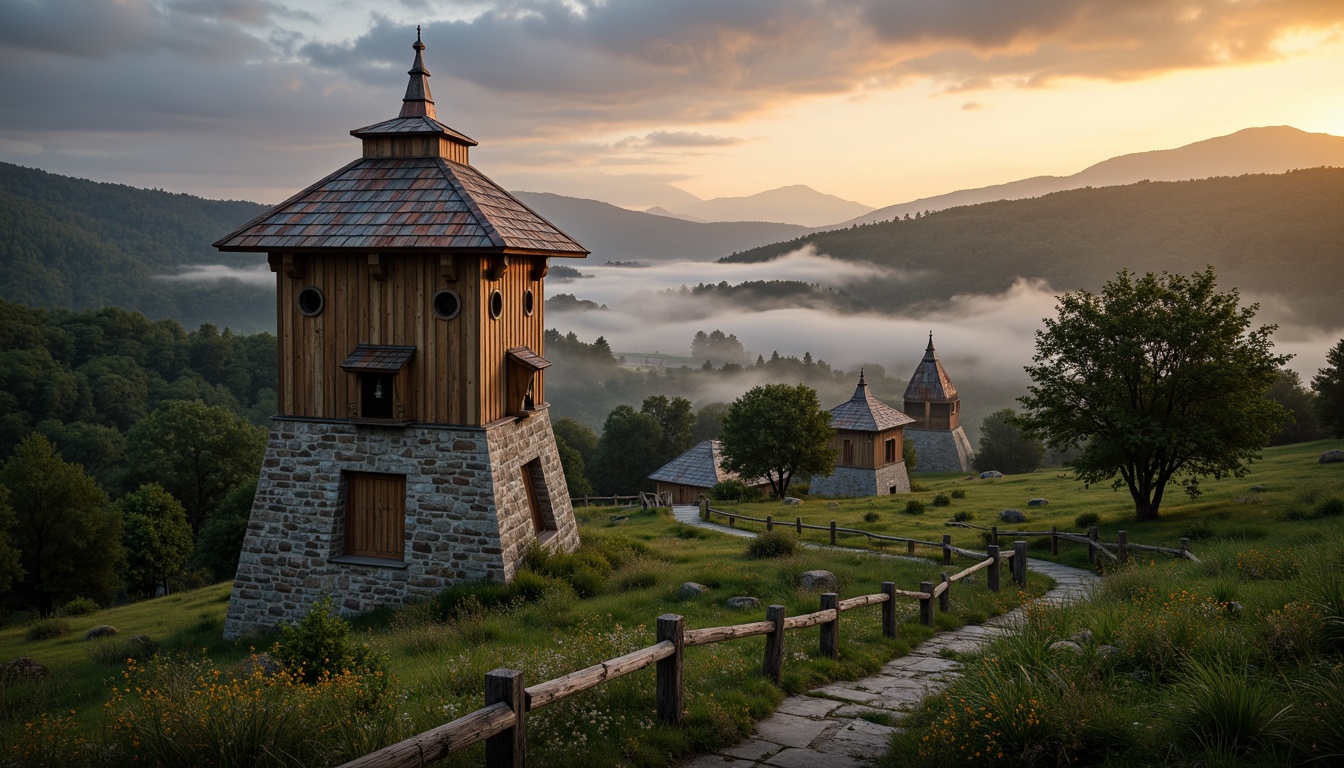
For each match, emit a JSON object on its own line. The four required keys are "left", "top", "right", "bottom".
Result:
{"left": 297, "top": 286, "right": 324, "bottom": 316}
{"left": 523, "top": 289, "right": 535, "bottom": 316}
{"left": 489, "top": 290, "right": 503, "bottom": 320}
{"left": 433, "top": 290, "right": 461, "bottom": 320}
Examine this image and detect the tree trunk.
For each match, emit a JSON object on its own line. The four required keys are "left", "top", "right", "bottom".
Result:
{"left": 1133, "top": 497, "right": 1161, "bottom": 521}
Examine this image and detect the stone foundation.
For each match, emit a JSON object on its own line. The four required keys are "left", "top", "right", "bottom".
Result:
{"left": 224, "top": 410, "right": 578, "bottom": 639}
{"left": 905, "top": 427, "right": 974, "bottom": 473}
{"left": 810, "top": 461, "right": 911, "bottom": 498}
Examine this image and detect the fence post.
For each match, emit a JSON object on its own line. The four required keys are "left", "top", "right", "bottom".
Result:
{"left": 830, "top": 520, "right": 837, "bottom": 546}
{"left": 656, "top": 614, "right": 684, "bottom": 725}
{"left": 1050, "top": 526, "right": 1059, "bottom": 555}
{"left": 485, "top": 669, "right": 525, "bottom": 768}
{"left": 1117, "top": 530, "right": 1129, "bottom": 562}
{"left": 938, "top": 572, "right": 951, "bottom": 613}
{"left": 1013, "top": 541, "right": 1027, "bottom": 587}
{"left": 991, "top": 525, "right": 999, "bottom": 547}
{"left": 987, "top": 544, "right": 1001, "bottom": 592}
{"left": 881, "top": 582, "right": 897, "bottom": 638}
{"left": 699, "top": 497, "right": 707, "bottom": 520}
{"left": 919, "top": 581, "right": 934, "bottom": 627}
{"left": 764, "top": 605, "right": 786, "bottom": 683}
{"left": 1087, "top": 526, "right": 1099, "bottom": 565}
{"left": 907, "top": 540, "right": 915, "bottom": 555}
{"left": 728, "top": 512, "right": 735, "bottom": 527}
{"left": 820, "top": 593, "right": 839, "bottom": 659}
{"left": 795, "top": 516, "right": 802, "bottom": 534}
{"left": 766, "top": 515, "right": 774, "bottom": 533}
{"left": 942, "top": 534, "right": 952, "bottom": 566}
{"left": 1180, "top": 537, "right": 1190, "bottom": 560}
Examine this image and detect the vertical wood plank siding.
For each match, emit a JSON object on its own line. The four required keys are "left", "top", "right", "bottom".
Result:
{"left": 830, "top": 429, "right": 905, "bottom": 469}
{"left": 345, "top": 472, "right": 406, "bottom": 559}
{"left": 476, "top": 257, "right": 545, "bottom": 424}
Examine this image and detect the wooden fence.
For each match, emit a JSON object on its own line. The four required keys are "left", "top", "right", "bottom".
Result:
{"left": 338, "top": 539, "right": 1030, "bottom": 768}
{"left": 575, "top": 494, "right": 642, "bottom": 508}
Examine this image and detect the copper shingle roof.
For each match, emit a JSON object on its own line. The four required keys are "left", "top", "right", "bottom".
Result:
{"left": 213, "top": 157, "right": 587, "bottom": 254}
{"left": 648, "top": 440, "right": 768, "bottom": 488}
{"left": 830, "top": 373, "right": 915, "bottom": 432}
{"left": 903, "top": 333, "right": 958, "bottom": 403}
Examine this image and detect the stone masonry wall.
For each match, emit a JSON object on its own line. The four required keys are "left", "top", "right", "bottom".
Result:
{"left": 906, "top": 427, "right": 975, "bottom": 473}
{"left": 810, "top": 461, "right": 911, "bottom": 498}
{"left": 224, "top": 409, "right": 579, "bottom": 640}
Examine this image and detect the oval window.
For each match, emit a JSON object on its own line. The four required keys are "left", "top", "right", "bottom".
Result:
{"left": 297, "top": 286, "right": 324, "bottom": 316}
{"left": 523, "top": 289, "right": 535, "bottom": 316}
{"left": 433, "top": 290, "right": 461, "bottom": 320}
{"left": 489, "top": 290, "right": 503, "bottom": 320}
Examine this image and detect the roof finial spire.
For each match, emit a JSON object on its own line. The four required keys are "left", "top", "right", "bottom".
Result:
{"left": 400, "top": 26, "right": 436, "bottom": 119}
{"left": 859, "top": 367, "right": 866, "bottom": 387}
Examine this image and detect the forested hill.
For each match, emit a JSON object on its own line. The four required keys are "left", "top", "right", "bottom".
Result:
{"left": 724, "top": 168, "right": 1344, "bottom": 329}
{"left": 0, "top": 162, "right": 271, "bottom": 332}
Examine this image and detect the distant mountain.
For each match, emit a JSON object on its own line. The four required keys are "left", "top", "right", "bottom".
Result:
{"left": 511, "top": 191, "right": 808, "bottom": 262}
{"left": 644, "top": 206, "right": 708, "bottom": 223}
{"left": 666, "top": 184, "right": 875, "bottom": 227}
{"left": 842, "top": 126, "right": 1344, "bottom": 227}
{"left": 725, "top": 168, "right": 1344, "bottom": 329}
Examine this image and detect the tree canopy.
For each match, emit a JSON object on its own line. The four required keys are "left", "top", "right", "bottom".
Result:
{"left": 1017, "top": 268, "right": 1288, "bottom": 521}
{"left": 719, "top": 383, "right": 835, "bottom": 499}
{"left": 973, "top": 408, "right": 1044, "bottom": 475}
{"left": 1313, "top": 339, "right": 1344, "bottom": 439}
{"left": 119, "top": 483, "right": 194, "bottom": 597}
{"left": 589, "top": 406, "right": 664, "bottom": 496}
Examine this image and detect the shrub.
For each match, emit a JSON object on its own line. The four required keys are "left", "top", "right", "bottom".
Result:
{"left": 951, "top": 510, "right": 974, "bottom": 523}
{"left": 950, "top": 489, "right": 967, "bottom": 499}
{"left": 1166, "top": 659, "right": 1294, "bottom": 758}
{"left": 272, "top": 596, "right": 384, "bottom": 685}
{"left": 676, "top": 525, "right": 710, "bottom": 540}
{"left": 1182, "top": 520, "right": 1215, "bottom": 541}
{"left": 902, "top": 499, "right": 926, "bottom": 516}
{"left": 789, "top": 483, "right": 809, "bottom": 497}
{"left": 1075, "top": 512, "right": 1101, "bottom": 529}
{"left": 1317, "top": 497, "right": 1344, "bottom": 518}
{"left": 862, "top": 511, "right": 880, "bottom": 523}
{"left": 931, "top": 493, "right": 951, "bottom": 507}
{"left": 88, "top": 636, "right": 157, "bottom": 667}
{"left": 58, "top": 597, "right": 99, "bottom": 617}
{"left": 612, "top": 563, "right": 659, "bottom": 592}
{"left": 711, "top": 479, "right": 747, "bottom": 501}
{"left": 909, "top": 482, "right": 929, "bottom": 493}
{"left": 746, "top": 531, "right": 797, "bottom": 559}
{"left": 1234, "top": 549, "right": 1298, "bottom": 581}
{"left": 24, "top": 619, "right": 70, "bottom": 642}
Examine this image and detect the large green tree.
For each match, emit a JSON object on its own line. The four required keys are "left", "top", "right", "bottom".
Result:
{"left": 190, "top": 480, "right": 255, "bottom": 583}
{"left": 122, "top": 400, "right": 266, "bottom": 533}
{"left": 589, "top": 406, "right": 664, "bottom": 496}
{"left": 1, "top": 433, "right": 122, "bottom": 615}
{"left": 1313, "top": 339, "right": 1344, "bottom": 438}
{"left": 973, "top": 409, "right": 1045, "bottom": 475}
{"left": 641, "top": 395, "right": 695, "bottom": 464}
{"left": 1018, "top": 268, "right": 1288, "bottom": 521}
{"left": 120, "top": 483, "right": 194, "bottom": 597}
{"left": 719, "top": 383, "right": 835, "bottom": 499}
{"left": 1265, "top": 368, "right": 1325, "bottom": 445}
{"left": 0, "top": 487, "right": 22, "bottom": 594}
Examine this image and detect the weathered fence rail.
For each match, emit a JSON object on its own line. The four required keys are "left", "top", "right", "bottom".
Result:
{"left": 575, "top": 494, "right": 643, "bottom": 508}
{"left": 948, "top": 521, "right": 1201, "bottom": 564}
{"left": 339, "top": 536, "right": 1031, "bottom": 768}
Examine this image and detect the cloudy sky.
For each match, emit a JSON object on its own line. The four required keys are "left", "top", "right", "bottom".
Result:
{"left": 1, "top": 0, "right": 1342, "bottom": 208}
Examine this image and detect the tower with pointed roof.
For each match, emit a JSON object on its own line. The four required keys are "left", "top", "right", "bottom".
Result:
{"left": 902, "top": 333, "right": 974, "bottom": 473}
{"left": 809, "top": 371, "right": 916, "bottom": 497}
{"left": 214, "top": 31, "right": 586, "bottom": 639}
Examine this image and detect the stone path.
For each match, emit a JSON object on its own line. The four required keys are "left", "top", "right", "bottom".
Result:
{"left": 670, "top": 505, "right": 1100, "bottom": 767}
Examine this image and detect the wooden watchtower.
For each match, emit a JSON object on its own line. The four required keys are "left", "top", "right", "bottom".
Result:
{"left": 214, "top": 30, "right": 586, "bottom": 638}
{"left": 902, "top": 333, "right": 974, "bottom": 472}
{"left": 809, "top": 371, "right": 915, "bottom": 497}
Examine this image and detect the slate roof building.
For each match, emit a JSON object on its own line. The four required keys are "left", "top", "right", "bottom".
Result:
{"left": 648, "top": 440, "right": 772, "bottom": 505}
{"left": 215, "top": 31, "right": 586, "bottom": 639}
{"left": 809, "top": 372, "right": 916, "bottom": 497}
{"left": 902, "top": 333, "right": 974, "bottom": 473}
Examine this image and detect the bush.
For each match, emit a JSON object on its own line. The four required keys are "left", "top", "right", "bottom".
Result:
{"left": 1317, "top": 497, "right": 1344, "bottom": 518}
{"left": 1075, "top": 512, "right": 1101, "bottom": 529}
{"left": 863, "top": 511, "right": 880, "bottom": 523}
{"left": 57, "top": 597, "right": 99, "bottom": 617}
{"left": 909, "top": 482, "right": 929, "bottom": 493}
{"left": 950, "top": 489, "right": 967, "bottom": 499}
{"left": 951, "top": 510, "right": 975, "bottom": 523}
{"left": 747, "top": 531, "right": 797, "bottom": 559}
{"left": 931, "top": 493, "right": 951, "bottom": 507}
{"left": 24, "top": 619, "right": 70, "bottom": 641}
{"left": 711, "top": 479, "right": 748, "bottom": 501}
{"left": 1167, "top": 659, "right": 1294, "bottom": 758}
{"left": 903, "top": 499, "right": 926, "bottom": 516}
{"left": 272, "top": 596, "right": 384, "bottom": 685}
{"left": 87, "top": 636, "right": 157, "bottom": 667}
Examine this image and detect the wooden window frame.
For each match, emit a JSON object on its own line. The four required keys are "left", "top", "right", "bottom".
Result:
{"left": 341, "top": 471, "right": 406, "bottom": 562}
{"left": 884, "top": 438, "right": 897, "bottom": 464}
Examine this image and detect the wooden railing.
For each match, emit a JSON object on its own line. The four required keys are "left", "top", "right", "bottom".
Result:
{"left": 946, "top": 522, "right": 1202, "bottom": 565}
{"left": 338, "top": 539, "right": 1030, "bottom": 768}
{"left": 575, "top": 494, "right": 642, "bottom": 508}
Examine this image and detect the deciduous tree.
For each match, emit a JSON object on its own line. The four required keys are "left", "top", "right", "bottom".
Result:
{"left": 973, "top": 409, "right": 1044, "bottom": 475}
{"left": 641, "top": 395, "right": 695, "bottom": 463}
{"left": 589, "top": 406, "right": 663, "bottom": 496}
{"left": 1018, "top": 268, "right": 1288, "bottom": 521}
{"left": 120, "top": 483, "right": 194, "bottom": 597}
{"left": 1313, "top": 339, "right": 1344, "bottom": 438}
{"left": 720, "top": 384, "right": 835, "bottom": 499}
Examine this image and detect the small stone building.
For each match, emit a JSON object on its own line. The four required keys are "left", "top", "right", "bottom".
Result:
{"left": 648, "top": 440, "right": 772, "bottom": 504}
{"left": 213, "top": 32, "right": 586, "bottom": 639}
{"left": 902, "top": 333, "right": 974, "bottom": 473}
{"left": 809, "top": 372, "right": 915, "bottom": 497}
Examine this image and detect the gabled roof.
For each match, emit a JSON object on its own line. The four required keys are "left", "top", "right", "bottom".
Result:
{"left": 648, "top": 440, "right": 769, "bottom": 488}
{"left": 213, "top": 157, "right": 587, "bottom": 254}
{"left": 830, "top": 371, "right": 916, "bottom": 432}
{"left": 903, "top": 332, "right": 958, "bottom": 403}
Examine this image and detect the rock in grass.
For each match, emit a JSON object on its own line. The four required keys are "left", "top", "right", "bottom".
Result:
{"left": 678, "top": 582, "right": 709, "bottom": 599}
{"left": 999, "top": 509, "right": 1027, "bottom": 523}
{"left": 0, "top": 656, "right": 48, "bottom": 683}
{"left": 1320, "top": 449, "right": 1344, "bottom": 464}
{"left": 1049, "top": 640, "right": 1084, "bottom": 655}
{"left": 979, "top": 471, "right": 1003, "bottom": 479}
{"left": 783, "top": 497, "right": 804, "bottom": 506}
{"left": 83, "top": 625, "right": 117, "bottom": 641}
{"left": 799, "top": 570, "right": 839, "bottom": 592}
{"left": 1028, "top": 498, "right": 1049, "bottom": 506}
{"left": 1250, "top": 485, "right": 1267, "bottom": 492}
{"left": 727, "top": 596, "right": 761, "bottom": 609}
{"left": 1070, "top": 629, "right": 1095, "bottom": 645}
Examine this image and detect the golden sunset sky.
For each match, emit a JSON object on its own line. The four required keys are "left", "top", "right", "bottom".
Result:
{"left": 1, "top": 0, "right": 1341, "bottom": 208}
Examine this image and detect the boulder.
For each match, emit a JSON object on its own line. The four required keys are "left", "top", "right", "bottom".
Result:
{"left": 1320, "top": 449, "right": 1344, "bottom": 464}
{"left": 678, "top": 582, "right": 709, "bottom": 600}
{"left": 1096, "top": 645, "right": 1122, "bottom": 661}
{"left": 1049, "top": 640, "right": 1084, "bottom": 655}
{"left": 999, "top": 509, "right": 1027, "bottom": 524}
{"left": 1070, "top": 629, "right": 1094, "bottom": 645}
{"left": 979, "top": 471, "right": 1003, "bottom": 479}
{"left": 727, "top": 596, "right": 761, "bottom": 610}
{"left": 1027, "top": 498, "right": 1049, "bottom": 507}
{"left": 83, "top": 625, "right": 118, "bottom": 641}
{"left": 783, "top": 497, "right": 804, "bottom": 506}
{"left": 799, "top": 570, "right": 839, "bottom": 592}
{"left": 125, "top": 635, "right": 158, "bottom": 656}
{"left": 1250, "top": 485, "right": 1267, "bottom": 492}
{"left": 826, "top": 501, "right": 841, "bottom": 508}
{"left": 0, "top": 656, "right": 48, "bottom": 684}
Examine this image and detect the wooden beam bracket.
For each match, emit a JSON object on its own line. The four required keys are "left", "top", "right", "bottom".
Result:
{"left": 282, "top": 253, "right": 302, "bottom": 280}
{"left": 487, "top": 255, "right": 509, "bottom": 281}
{"left": 531, "top": 257, "right": 549, "bottom": 281}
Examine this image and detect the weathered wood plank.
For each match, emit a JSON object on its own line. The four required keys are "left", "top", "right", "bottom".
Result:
{"left": 783, "top": 609, "right": 838, "bottom": 631}
{"left": 525, "top": 641, "right": 674, "bottom": 710}
{"left": 948, "top": 556, "right": 995, "bottom": 583}
{"left": 337, "top": 702, "right": 514, "bottom": 768}
{"left": 685, "top": 620, "right": 776, "bottom": 646}
{"left": 838, "top": 593, "right": 888, "bottom": 611}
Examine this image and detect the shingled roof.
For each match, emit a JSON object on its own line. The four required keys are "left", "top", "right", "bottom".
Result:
{"left": 213, "top": 30, "right": 585, "bottom": 257}
{"left": 648, "top": 440, "right": 768, "bottom": 488}
{"left": 830, "top": 371, "right": 916, "bottom": 432}
{"left": 903, "top": 332, "right": 958, "bottom": 403}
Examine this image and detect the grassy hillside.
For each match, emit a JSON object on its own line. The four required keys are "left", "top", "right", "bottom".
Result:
{"left": 727, "top": 169, "right": 1344, "bottom": 329}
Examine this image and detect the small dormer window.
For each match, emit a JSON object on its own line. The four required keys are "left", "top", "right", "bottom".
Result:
{"left": 505, "top": 346, "right": 550, "bottom": 418}
{"left": 340, "top": 344, "right": 416, "bottom": 423}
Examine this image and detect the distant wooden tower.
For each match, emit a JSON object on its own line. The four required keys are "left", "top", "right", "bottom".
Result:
{"left": 902, "top": 333, "right": 974, "bottom": 473}
{"left": 809, "top": 371, "right": 915, "bottom": 497}
{"left": 214, "top": 30, "right": 587, "bottom": 639}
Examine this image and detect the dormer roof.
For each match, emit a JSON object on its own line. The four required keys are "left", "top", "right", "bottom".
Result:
{"left": 903, "top": 332, "right": 958, "bottom": 403}
{"left": 830, "top": 370, "right": 915, "bottom": 432}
